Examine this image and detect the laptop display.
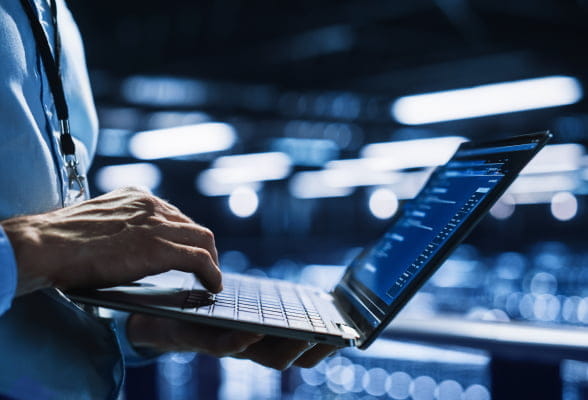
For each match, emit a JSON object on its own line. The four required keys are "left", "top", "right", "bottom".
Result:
{"left": 335, "top": 132, "right": 552, "bottom": 348}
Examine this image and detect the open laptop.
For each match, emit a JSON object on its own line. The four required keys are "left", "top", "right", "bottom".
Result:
{"left": 68, "top": 132, "right": 551, "bottom": 349}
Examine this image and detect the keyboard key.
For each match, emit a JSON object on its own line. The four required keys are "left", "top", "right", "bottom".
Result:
{"left": 261, "top": 305, "right": 282, "bottom": 311}
{"left": 285, "top": 311, "right": 307, "bottom": 318}
{"left": 213, "top": 306, "right": 235, "bottom": 319}
{"left": 238, "top": 311, "right": 260, "bottom": 322}
{"left": 262, "top": 310, "right": 283, "bottom": 316}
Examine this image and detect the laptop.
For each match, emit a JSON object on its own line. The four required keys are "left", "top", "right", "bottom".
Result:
{"left": 68, "top": 132, "right": 552, "bottom": 349}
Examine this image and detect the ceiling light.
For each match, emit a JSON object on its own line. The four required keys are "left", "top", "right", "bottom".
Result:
{"left": 391, "top": 76, "right": 583, "bottom": 125}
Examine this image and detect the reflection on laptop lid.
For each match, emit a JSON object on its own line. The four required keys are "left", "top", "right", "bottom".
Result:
{"left": 336, "top": 131, "right": 552, "bottom": 348}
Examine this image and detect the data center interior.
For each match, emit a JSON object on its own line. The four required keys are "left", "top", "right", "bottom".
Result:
{"left": 66, "top": 1, "right": 588, "bottom": 399}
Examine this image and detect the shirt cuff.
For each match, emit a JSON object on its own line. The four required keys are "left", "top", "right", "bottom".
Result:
{"left": 0, "top": 226, "right": 18, "bottom": 316}
{"left": 111, "top": 311, "right": 161, "bottom": 367}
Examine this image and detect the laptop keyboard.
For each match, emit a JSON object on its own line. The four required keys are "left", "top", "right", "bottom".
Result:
{"left": 191, "top": 274, "right": 331, "bottom": 333}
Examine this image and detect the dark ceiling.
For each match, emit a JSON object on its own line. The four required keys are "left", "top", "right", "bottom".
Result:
{"left": 68, "top": 0, "right": 588, "bottom": 88}
{"left": 66, "top": 0, "right": 588, "bottom": 145}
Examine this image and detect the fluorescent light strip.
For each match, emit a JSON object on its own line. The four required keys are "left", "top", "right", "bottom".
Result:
{"left": 508, "top": 174, "right": 577, "bottom": 194}
{"left": 213, "top": 152, "right": 291, "bottom": 170}
{"left": 360, "top": 136, "right": 467, "bottom": 170}
{"left": 289, "top": 171, "right": 354, "bottom": 199}
{"left": 129, "top": 123, "right": 237, "bottom": 160}
{"left": 196, "top": 153, "right": 292, "bottom": 196}
{"left": 95, "top": 163, "right": 162, "bottom": 193}
{"left": 392, "top": 76, "right": 583, "bottom": 125}
{"left": 521, "top": 144, "right": 585, "bottom": 174}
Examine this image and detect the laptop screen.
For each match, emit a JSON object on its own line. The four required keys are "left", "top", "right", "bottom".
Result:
{"left": 335, "top": 132, "right": 551, "bottom": 348}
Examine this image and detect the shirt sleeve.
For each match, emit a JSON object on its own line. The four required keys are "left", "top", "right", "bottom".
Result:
{"left": 0, "top": 226, "right": 18, "bottom": 316}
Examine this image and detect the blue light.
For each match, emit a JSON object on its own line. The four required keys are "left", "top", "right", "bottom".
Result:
{"left": 289, "top": 171, "right": 354, "bottom": 199}
{"left": 197, "top": 152, "right": 291, "bottom": 196}
{"left": 95, "top": 163, "right": 162, "bottom": 193}
{"left": 392, "top": 76, "right": 583, "bottom": 125}
{"left": 122, "top": 75, "right": 208, "bottom": 107}
{"left": 129, "top": 123, "right": 237, "bottom": 160}
{"left": 368, "top": 188, "right": 399, "bottom": 219}
{"left": 228, "top": 187, "right": 259, "bottom": 218}
{"left": 550, "top": 191, "right": 578, "bottom": 221}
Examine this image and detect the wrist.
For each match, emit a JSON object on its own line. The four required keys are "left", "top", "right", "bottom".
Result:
{"left": 1, "top": 215, "right": 54, "bottom": 296}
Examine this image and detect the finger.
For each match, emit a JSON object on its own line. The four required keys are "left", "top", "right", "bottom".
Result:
{"left": 234, "top": 336, "right": 315, "bottom": 370}
{"left": 293, "top": 344, "right": 340, "bottom": 368}
{"left": 172, "top": 323, "right": 265, "bottom": 356}
{"left": 151, "top": 220, "right": 219, "bottom": 265}
{"left": 128, "top": 315, "right": 264, "bottom": 356}
{"left": 214, "top": 331, "right": 265, "bottom": 356}
{"left": 153, "top": 238, "right": 222, "bottom": 292}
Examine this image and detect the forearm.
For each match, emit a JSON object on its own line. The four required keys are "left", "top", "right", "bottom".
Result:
{"left": 1, "top": 214, "right": 55, "bottom": 297}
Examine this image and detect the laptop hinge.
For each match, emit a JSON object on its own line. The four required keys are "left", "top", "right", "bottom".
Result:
{"left": 335, "top": 322, "right": 361, "bottom": 341}
{"left": 331, "top": 282, "right": 385, "bottom": 346}
{"left": 331, "top": 292, "right": 368, "bottom": 346}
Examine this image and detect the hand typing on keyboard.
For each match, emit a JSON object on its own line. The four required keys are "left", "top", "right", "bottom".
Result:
{"left": 2, "top": 187, "right": 222, "bottom": 295}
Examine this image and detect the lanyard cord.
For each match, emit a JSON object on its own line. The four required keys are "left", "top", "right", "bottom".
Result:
{"left": 19, "top": 0, "right": 76, "bottom": 157}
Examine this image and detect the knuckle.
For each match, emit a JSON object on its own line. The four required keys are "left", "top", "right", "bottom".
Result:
{"left": 145, "top": 214, "right": 165, "bottom": 226}
{"left": 192, "top": 246, "right": 209, "bottom": 258}
{"left": 129, "top": 194, "right": 161, "bottom": 217}
{"left": 165, "top": 202, "right": 183, "bottom": 215}
{"left": 123, "top": 186, "right": 151, "bottom": 195}
{"left": 138, "top": 194, "right": 159, "bottom": 209}
{"left": 192, "top": 247, "right": 213, "bottom": 264}
{"left": 200, "top": 227, "right": 215, "bottom": 244}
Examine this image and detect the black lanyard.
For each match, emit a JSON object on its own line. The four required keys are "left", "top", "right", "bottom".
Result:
{"left": 19, "top": 0, "right": 85, "bottom": 197}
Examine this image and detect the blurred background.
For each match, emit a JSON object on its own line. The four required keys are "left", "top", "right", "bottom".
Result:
{"left": 66, "top": 0, "right": 588, "bottom": 399}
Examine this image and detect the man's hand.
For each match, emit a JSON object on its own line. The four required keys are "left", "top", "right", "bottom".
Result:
{"left": 1, "top": 187, "right": 221, "bottom": 296}
{"left": 127, "top": 314, "right": 339, "bottom": 370}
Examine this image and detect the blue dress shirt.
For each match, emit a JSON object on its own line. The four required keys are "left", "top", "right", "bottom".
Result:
{"left": 0, "top": 227, "right": 17, "bottom": 316}
{"left": 0, "top": 1, "right": 153, "bottom": 398}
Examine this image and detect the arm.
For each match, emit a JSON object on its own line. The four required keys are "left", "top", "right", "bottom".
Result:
{"left": 0, "top": 187, "right": 222, "bottom": 297}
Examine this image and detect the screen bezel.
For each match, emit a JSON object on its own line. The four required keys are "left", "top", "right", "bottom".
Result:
{"left": 332, "top": 131, "right": 553, "bottom": 349}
